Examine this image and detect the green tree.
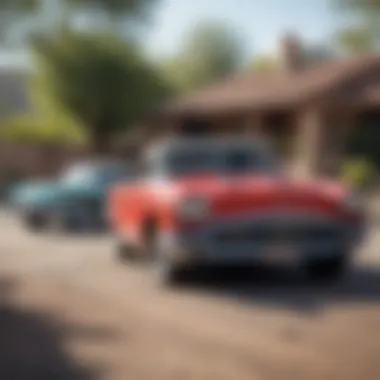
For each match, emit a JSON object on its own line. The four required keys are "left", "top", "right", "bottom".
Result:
{"left": 250, "top": 53, "right": 278, "bottom": 73}
{"left": 0, "top": 114, "right": 85, "bottom": 143}
{"left": 61, "top": 0, "right": 159, "bottom": 34}
{"left": 0, "top": 0, "right": 38, "bottom": 11}
{"left": 0, "top": 0, "right": 159, "bottom": 46}
{"left": 31, "top": 30, "right": 171, "bottom": 152}
{"left": 248, "top": 44, "right": 333, "bottom": 74}
{"left": 337, "top": 0, "right": 380, "bottom": 15}
{"left": 334, "top": 0, "right": 380, "bottom": 53}
{"left": 334, "top": 27, "right": 375, "bottom": 54}
{"left": 64, "top": 0, "right": 157, "bottom": 21}
{"left": 164, "top": 21, "right": 245, "bottom": 92}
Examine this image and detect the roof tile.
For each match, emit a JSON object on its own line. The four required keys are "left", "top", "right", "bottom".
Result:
{"left": 160, "top": 53, "right": 380, "bottom": 116}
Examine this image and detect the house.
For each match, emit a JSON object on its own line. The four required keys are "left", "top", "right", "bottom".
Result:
{"left": 143, "top": 34, "right": 380, "bottom": 177}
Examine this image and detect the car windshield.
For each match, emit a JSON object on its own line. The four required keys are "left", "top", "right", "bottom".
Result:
{"left": 61, "top": 162, "right": 131, "bottom": 186}
{"left": 165, "top": 144, "right": 277, "bottom": 177}
{"left": 166, "top": 150, "right": 217, "bottom": 175}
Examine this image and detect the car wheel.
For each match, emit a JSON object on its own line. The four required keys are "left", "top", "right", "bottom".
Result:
{"left": 146, "top": 231, "right": 189, "bottom": 286}
{"left": 154, "top": 251, "right": 189, "bottom": 287}
{"left": 114, "top": 236, "right": 139, "bottom": 263}
{"left": 143, "top": 219, "right": 190, "bottom": 286}
{"left": 48, "top": 212, "right": 79, "bottom": 233}
{"left": 305, "top": 255, "right": 349, "bottom": 283}
{"left": 23, "top": 211, "right": 49, "bottom": 232}
{"left": 152, "top": 238, "right": 191, "bottom": 287}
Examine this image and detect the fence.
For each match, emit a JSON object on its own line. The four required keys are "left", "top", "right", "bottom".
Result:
{"left": 0, "top": 142, "right": 140, "bottom": 180}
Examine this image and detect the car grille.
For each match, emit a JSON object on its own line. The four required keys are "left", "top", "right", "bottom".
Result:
{"left": 214, "top": 224, "right": 342, "bottom": 244}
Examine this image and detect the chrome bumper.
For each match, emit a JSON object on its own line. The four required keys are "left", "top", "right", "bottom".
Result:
{"left": 159, "top": 213, "right": 365, "bottom": 265}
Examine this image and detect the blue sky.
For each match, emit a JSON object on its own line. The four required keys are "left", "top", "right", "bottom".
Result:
{"left": 0, "top": 0, "right": 343, "bottom": 68}
{"left": 146, "top": 0, "right": 341, "bottom": 58}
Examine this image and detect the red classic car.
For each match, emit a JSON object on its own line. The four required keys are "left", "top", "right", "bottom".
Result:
{"left": 107, "top": 138, "right": 365, "bottom": 285}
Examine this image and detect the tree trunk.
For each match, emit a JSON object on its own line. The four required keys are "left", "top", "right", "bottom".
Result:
{"left": 91, "top": 129, "right": 111, "bottom": 157}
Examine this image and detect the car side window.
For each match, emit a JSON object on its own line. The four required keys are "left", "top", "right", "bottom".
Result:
{"left": 222, "top": 146, "right": 278, "bottom": 174}
{"left": 224, "top": 149, "right": 254, "bottom": 172}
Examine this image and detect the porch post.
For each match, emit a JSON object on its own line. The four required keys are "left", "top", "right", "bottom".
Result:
{"left": 244, "top": 113, "right": 265, "bottom": 138}
{"left": 293, "top": 107, "right": 325, "bottom": 178}
{"left": 166, "top": 118, "right": 181, "bottom": 137}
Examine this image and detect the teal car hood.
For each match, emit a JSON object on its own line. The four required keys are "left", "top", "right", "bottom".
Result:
{"left": 11, "top": 180, "right": 107, "bottom": 209}
{"left": 11, "top": 181, "right": 60, "bottom": 206}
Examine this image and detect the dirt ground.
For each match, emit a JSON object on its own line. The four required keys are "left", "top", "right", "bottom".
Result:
{"left": 1, "top": 210, "right": 380, "bottom": 380}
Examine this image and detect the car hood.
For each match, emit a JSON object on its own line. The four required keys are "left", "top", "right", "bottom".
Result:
{"left": 11, "top": 180, "right": 106, "bottom": 208}
{"left": 169, "top": 173, "right": 350, "bottom": 216}
{"left": 11, "top": 181, "right": 60, "bottom": 205}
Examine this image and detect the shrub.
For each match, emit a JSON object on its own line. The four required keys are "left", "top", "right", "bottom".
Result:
{"left": 0, "top": 114, "right": 85, "bottom": 144}
{"left": 340, "top": 157, "right": 376, "bottom": 191}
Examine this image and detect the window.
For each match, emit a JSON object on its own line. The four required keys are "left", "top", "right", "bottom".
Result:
{"left": 167, "top": 149, "right": 217, "bottom": 176}
{"left": 61, "top": 162, "right": 132, "bottom": 186}
{"left": 163, "top": 142, "right": 277, "bottom": 177}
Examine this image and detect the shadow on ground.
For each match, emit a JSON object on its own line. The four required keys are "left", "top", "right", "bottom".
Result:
{"left": 0, "top": 278, "right": 116, "bottom": 380}
{"left": 182, "top": 263, "right": 380, "bottom": 314}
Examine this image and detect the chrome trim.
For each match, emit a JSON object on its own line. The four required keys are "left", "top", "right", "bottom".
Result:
{"left": 196, "top": 211, "right": 344, "bottom": 236}
{"left": 169, "top": 212, "right": 361, "bottom": 263}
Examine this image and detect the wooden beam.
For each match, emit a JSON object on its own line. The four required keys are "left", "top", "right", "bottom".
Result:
{"left": 244, "top": 114, "right": 264, "bottom": 137}
{"left": 293, "top": 107, "right": 325, "bottom": 178}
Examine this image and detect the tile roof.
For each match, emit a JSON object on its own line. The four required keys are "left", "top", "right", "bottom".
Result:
{"left": 157, "top": 53, "right": 380, "bottom": 117}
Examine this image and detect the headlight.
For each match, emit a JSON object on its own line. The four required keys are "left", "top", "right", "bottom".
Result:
{"left": 344, "top": 192, "right": 363, "bottom": 212}
{"left": 177, "top": 197, "right": 209, "bottom": 220}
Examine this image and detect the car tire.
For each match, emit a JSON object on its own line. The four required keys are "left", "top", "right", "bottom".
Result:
{"left": 49, "top": 212, "right": 85, "bottom": 234}
{"left": 152, "top": 240, "right": 191, "bottom": 287}
{"left": 48, "top": 213, "right": 68, "bottom": 233}
{"left": 305, "top": 255, "right": 349, "bottom": 283}
{"left": 23, "top": 211, "right": 49, "bottom": 232}
{"left": 141, "top": 218, "right": 191, "bottom": 286}
{"left": 154, "top": 252, "right": 189, "bottom": 287}
{"left": 114, "top": 237, "right": 139, "bottom": 263}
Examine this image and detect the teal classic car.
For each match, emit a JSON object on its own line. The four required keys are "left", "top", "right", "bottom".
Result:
{"left": 11, "top": 160, "right": 134, "bottom": 231}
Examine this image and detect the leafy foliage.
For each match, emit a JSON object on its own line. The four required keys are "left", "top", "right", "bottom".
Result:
{"left": 31, "top": 30, "right": 171, "bottom": 151}
{"left": 334, "top": 0, "right": 380, "bottom": 53}
{"left": 337, "top": 0, "right": 380, "bottom": 14}
{"left": 248, "top": 43, "right": 334, "bottom": 74}
{"left": 341, "top": 157, "right": 375, "bottom": 190}
{"left": 0, "top": 0, "right": 158, "bottom": 18}
{"left": 64, "top": 0, "right": 158, "bottom": 19}
{"left": 334, "top": 26, "right": 377, "bottom": 53}
{"left": 0, "top": 0, "right": 38, "bottom": 11}
{"left": 163, "top": 21, "right": 245, "bottom": 92}
{"left": 345, "top": 122, "right": 380, "bottom": 167}
{"left": 0, "top": 0, "right": 159, "bottom": 46}
{"left": 250, "top": 54, "right": 278, "bottom": 73}
{"left": 0, "top": 114, "right": 85, "bottom": 143}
